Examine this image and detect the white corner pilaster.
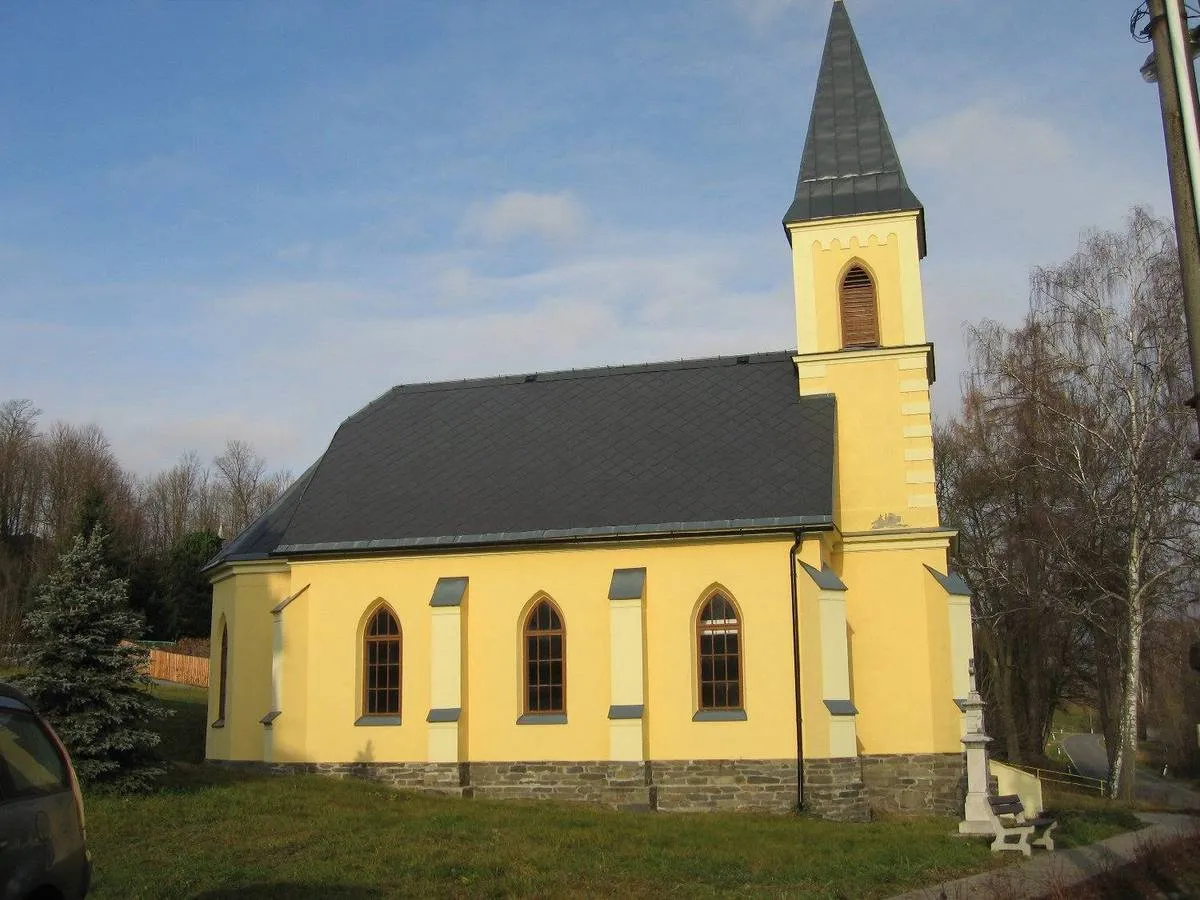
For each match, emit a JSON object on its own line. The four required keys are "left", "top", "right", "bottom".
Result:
{"left": 263, "top": 610, "right": 282, "bottom": 762}
{"left": 948, "top": 594, "right": 973, "bottom": 734}
{"left": 801, "top": 561, "right": 859, "bottom": 759}
{"left": 262, "top": 583, "right": 308, "bottom": 763}
{"left": 925, "top": 565, "right": 975, "bottom": 736}
{"left": 818, "top": 590, "right": 858, "bottom": 758}
{"left": 428, "top": 577, "right": 467, "bottom": 762}
{"left": 607, "top": 568, "right": 646, "bottom": 761}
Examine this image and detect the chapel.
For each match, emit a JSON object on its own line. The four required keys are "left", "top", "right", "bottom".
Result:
{"left": 204, "top": 0, "right": 975, "bottom": 821}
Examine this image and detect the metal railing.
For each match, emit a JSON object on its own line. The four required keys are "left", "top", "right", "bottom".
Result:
{"left": 1002, "top": 760, "right": 1109, "bottom": 796}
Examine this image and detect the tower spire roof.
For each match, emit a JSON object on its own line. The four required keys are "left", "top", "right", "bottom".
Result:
{"left": 784, "top": 2, "right": 924, "bottom": 249}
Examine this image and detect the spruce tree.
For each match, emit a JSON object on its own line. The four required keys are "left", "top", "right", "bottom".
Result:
{"left": 19, "top": 528, "right": 165, "bottom": 792}
{"left": 164, "top": 530, "right": 222, "bottom": 638}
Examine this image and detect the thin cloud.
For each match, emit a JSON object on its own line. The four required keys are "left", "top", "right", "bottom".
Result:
{"left": 900, "top": 101, "right": 1071, "bottom": 172}
{"left": 466, "top": 191, "right": 586, "bottom": 244}
{"left": 729, "top": 0, "right": 824, "bottom": 30}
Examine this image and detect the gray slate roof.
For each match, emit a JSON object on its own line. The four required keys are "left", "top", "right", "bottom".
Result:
{"left": 209, "top": 351, "right": 836, "bottom": 566}
{"left": 784, "top": 1, "right": 925, "bottom": 253}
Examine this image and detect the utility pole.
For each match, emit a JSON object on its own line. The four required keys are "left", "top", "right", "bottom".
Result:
{"left": 1145, "top": 0, "right": 1200, "bottom": 458}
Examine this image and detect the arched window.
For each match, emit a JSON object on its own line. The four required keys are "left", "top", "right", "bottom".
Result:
{"left": 523, "top": 599, "right": 565, "bottom": 715}
{"left": 697, "top": 593, "right": 742, "bottom": 710}
{"left": 363, "top": 605, "right": 402, "bottom": 717}
{"left": 840, "top": 264, "right": 879, "bottom": 349}
{"left": 215, "top": 622, "right": 228, "bottom": 725}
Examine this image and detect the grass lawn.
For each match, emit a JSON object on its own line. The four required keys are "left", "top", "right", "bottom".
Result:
{"left": 1041, "top": 789, "right": 1142, "bottom": 848}
{"left": 77, "top": 684, "right": 1139, "bottom": 899}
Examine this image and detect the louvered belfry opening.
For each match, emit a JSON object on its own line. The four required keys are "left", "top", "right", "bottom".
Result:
{"left": 840, "top": 264, "right": 879, "bottom": 349}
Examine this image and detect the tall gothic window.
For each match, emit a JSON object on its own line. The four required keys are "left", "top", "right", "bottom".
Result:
{"left": 216, "top": 622, "right": 228, "bottom": 725}
{"left": 363, "top": 605, "right": 402, "bottom": 717}
{"left": 840, "top": 264, "right": 880, "bottom": 348}
{"left": 524, "top": 599, "right": 565, "bottom": 714}
{"left": 697, "top": 593, "right": 742, "bottom": 710}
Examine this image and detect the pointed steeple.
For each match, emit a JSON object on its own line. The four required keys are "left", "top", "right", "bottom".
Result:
{"left": 784, "top": 1, "right": 924, "bottom": 251}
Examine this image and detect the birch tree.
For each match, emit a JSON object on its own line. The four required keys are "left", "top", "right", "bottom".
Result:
{"left": 944, "top": 208, "right": 1199, "bottom": 798}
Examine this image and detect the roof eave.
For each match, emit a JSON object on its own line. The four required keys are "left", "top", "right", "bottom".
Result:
{"left": 273, "top": 516, "right": 836, "bottom": 559}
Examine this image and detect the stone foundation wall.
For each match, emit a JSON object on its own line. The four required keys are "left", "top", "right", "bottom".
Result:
{"left": 649, "top": 759, "right": 798, "bottom": 813}
{"left": 210, "top": 758, "right": 796, "bottom": 812}
{"left": 211, "top": 754, "right": 964, "bottom": 819}
{"left": 211, "top": 759, "right": 468, "bottom": 796}
{"left": 801, "top": 757, "right": 869, "bottom": 822}
{"left": 859, "top": 752, "right": 965, "bottom": 816}
{"left": 465, "top": 762, "right": 652, "bottom": 809}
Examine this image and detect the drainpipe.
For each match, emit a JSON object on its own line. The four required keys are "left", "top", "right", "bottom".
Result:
{"left": 788, "top": 530, "right": 805, "bottom": 811}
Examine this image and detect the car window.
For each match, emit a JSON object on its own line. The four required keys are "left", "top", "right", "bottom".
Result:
{"left": 0, "top": 710, "right": 69, "bottom": 802}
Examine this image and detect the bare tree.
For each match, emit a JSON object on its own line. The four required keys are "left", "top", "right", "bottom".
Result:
{"left": 0, "top": 399, "right": 43, "bottom": 646}
{"left": 0, "top": 400, "right": 43, "bottom": 541}
{"left": 212, "top": 440, "right": 290, "bottom": 537}
{"left": 936, "top": 393, "right": 1091, "bottom": 764}
{"left": 38, "top": 422, "right": 118, "bottom": 545}
{"left": 0, "top": 402, "right": 295, "bottom": 645}
{"left": 1143, "top": 612, "right": 1200, "bottom": 775}
{"left": 141, "top": 451, "right": 212, "bottom": 553}
{"left": 948, "top": 208, "right": 1200, "bottom": 798}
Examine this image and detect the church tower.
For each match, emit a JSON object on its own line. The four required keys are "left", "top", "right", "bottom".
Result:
{"left": 786, "top": 0, "right": 937, "bottom": 534}
{"left": 786, "top": 3, "right": 974, "bottom": 815}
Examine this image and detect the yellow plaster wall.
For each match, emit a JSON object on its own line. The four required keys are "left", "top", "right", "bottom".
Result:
{"left": 207, "top": 534, "right": 962, "bottom": 764}
{"left": 283, "top": 559, "right": 436, "bottom": 764}
{"left": 991, "top": 760, "right": 1044, "bottom": 815}
{"left": 206, "top": 563, "right": 289, "bottom": 761}
{"left": 789, "top": 210, "right": 938, "bottom": 534}
{"left": 461, "top": 553, "right": 610, "bottom": 763}
{"left": 210, "top": 535, "right": 810, "bottom": 765}
{"left": 838, "top": 535, "right": 961, "bottom": 755}
{"left": 797, "top": 350, "right": 937, "bottom": 532}
{"left": 642, "top": 538, "right": 802, "bottom": 762}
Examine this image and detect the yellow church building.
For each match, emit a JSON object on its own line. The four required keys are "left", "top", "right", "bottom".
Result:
{"left": 204, "top": 1, "right": 974, "bottom": 822}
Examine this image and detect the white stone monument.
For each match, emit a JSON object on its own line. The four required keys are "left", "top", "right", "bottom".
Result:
{"left": 958, "top": 659, "right": 994, "bottom": 836}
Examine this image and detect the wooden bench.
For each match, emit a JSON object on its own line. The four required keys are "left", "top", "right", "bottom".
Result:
{"left": 987, "top": 794, "right": 1058, "bottom": 857}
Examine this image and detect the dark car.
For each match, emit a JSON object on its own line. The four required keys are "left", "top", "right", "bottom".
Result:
{"left": 0, "top": 683, "right": 90, "bottom": 899}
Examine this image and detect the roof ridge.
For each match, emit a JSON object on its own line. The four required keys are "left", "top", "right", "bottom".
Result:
{"left": 351, "top": 350, "right": 798, "bottom": 408}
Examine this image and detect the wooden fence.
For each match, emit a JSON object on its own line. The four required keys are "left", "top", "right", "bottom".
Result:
{"left": 145, "top": 647, "right": 209, "bottom": 688}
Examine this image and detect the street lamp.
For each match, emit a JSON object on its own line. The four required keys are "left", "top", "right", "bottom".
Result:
{"left": 1133, "top": 0, "right": 1200, "bottom": 459}
{"left": 1139, "top": 25, "right": 1200, "bottom": 81}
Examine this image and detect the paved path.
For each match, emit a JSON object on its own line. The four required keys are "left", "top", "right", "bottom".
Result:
{"left": 886, "top": 812, "right": 1199, "bottom": 900}
{"left": 1133, "top": 766, "right": 1200, "bottom": 809}
{"left": 1060, "top": 733, "right": 1107, "bottom": 780}
{"left": 1061, "top": 732, "right": 1200, "bottom": 809}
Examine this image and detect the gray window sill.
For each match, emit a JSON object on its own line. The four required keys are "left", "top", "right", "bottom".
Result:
{"left": 823, "top": 699, "right": 858, "bottom": 716}
{"left": 608, "top": 704, "right": 644, "bottom": 720}
{"left": 517, "top": 713, "right": 567, "bottom": 725}
{"left": 259, "top": 710, "right": 282, "bottom": 726}
{"left": 355, "top": 716, "right": 402, "bottom": 726}
{"left": 693, "top": 709, "right": 747, "bottom": 722}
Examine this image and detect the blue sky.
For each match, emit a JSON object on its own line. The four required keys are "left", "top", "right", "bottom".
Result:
{"left": 0, "top": 0, "right": 1172, "bottom": 476}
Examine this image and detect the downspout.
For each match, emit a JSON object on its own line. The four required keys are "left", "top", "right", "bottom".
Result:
{"left": 788, "top": 530, "right": 805, "bottom": 812}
